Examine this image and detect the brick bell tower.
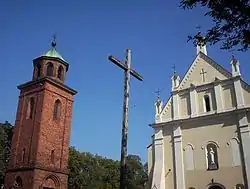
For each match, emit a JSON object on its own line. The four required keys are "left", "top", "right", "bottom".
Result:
{"left": 4, "top": 37, "right": 77, "bottom": 189}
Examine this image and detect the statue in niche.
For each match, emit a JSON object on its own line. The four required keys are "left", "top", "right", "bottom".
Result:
{"left": 209, "top": 148, "right": 215, "bottom": 163}
{"left": 207, "top": 143, "right": 218, "bottom": 170}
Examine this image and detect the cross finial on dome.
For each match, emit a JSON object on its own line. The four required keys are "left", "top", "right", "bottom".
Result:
{"left": 51, "top": 34, "right": 56, "bottom": 48}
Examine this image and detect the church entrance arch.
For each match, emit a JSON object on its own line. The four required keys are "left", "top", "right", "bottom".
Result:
{"left": 209, "top": 186, "right": 223, "bottom": 189}
{"left": 208, "top": 183, "right": 225, "bottom": 189}
{"left": 41, "top": 174, "right": 60, "bottom": 189}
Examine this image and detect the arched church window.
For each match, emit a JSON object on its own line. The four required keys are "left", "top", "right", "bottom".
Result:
{"left": 53, "top": 99, "right": 61, "bottom": 120}
{"left": 26, "top": 97, "right": 35, "bottom": 119}
{"left": 51, "top": 150, "right": 55, "bottom": 163}
{"left": 184, "top": 144, "right": 194, "bottom": 170}
{"left": 37, "top": 63, "right": 41, "bottom": 78}
{"left": 204, "top": 95, "right": 211, "bottom": 112}
{"left": 57, "top": 65, "right": 64, "bottom": 80}
{"left": 22, "top": 148, "right": 25, "bottom": 162}
{"left": 206, "top": 143, "right": 219, "bottom": 170}
{"left": 46, "top": 62, "right": 54, "bottom": 77}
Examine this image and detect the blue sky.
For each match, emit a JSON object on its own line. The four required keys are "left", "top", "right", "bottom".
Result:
{"left": 1, "top": 0, "right": 250, "bottom": 163}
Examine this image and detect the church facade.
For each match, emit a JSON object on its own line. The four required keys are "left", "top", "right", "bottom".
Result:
{"left": 4, "top": 39, "right": 77, "bottom": 189}
{"left": 147, "top": 42, "right": 250, "bottom": 189}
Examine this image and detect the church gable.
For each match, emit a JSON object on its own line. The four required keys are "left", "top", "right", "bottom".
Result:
{"left": 178, "top": 53, "right": 232, "bottom": 90}
{"left": 161, "top": 97, "right": 173, "bottom": 122}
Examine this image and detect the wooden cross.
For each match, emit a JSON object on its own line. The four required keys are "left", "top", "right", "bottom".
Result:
{"left": 200, "top": 69, "right": 207, "bottom": 82}
{"left": 108, "top": 49, "right": 143, "bottom": 189}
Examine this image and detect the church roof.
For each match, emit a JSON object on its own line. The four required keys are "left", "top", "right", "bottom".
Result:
{"left": 41, "top": 46, "right": 67, "bottom": 63}
{"left": 159, "top": 51, "right": 233, "bottom": 117}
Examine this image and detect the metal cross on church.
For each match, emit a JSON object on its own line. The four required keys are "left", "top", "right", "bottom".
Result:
{"left": 200, "top": 69, "right": 207, "bottom": 82}
{"left": 108, "top": 49, "right": 143, "bottom": 189}
{"left": 155, "top": 88, "right": 161, "bottom": 100}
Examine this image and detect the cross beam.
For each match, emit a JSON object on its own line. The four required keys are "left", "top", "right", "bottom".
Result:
{"left": 108, "top": 49, "right": 143, "bottom": 189}
{"left": 108, "top": 55, "right": 143, "bottom": 81}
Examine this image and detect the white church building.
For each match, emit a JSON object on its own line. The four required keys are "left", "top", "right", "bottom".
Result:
{"left": 147, "top": 36, "right": 250, "bottom": 189}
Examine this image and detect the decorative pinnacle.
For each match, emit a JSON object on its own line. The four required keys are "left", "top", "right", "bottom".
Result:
{"left": 51, "top": 34, "right": 56, "bottom": 48}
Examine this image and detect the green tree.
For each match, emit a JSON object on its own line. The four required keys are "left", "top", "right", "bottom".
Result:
{"left": 68, "top": 150, "right": 148, "bottom": 189}
{"left": 0, "top": 121, "right": 13, "bottom": 185}
{"left": 0, "top": 121, "right": 147, "bottom": 189}
{"left": 68, "top": 147, "right": 86, "bottom": 189}
{"left": 126, "top": 155, "right": 148, "bottom": 189}
{"left": 101, "top": 158, "right": 120, "bottom": 189}
{"left": 180, "top": 0, "right": 250, "bottom": 51}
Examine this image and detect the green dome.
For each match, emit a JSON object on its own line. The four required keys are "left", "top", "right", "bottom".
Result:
{"left": 42, "top": 47, "right": 67, "bottom": 63}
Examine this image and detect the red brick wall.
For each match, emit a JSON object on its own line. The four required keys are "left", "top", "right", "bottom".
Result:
{"left": 5, "top": 77, "right": 75, "bottom": 189}
{"left": 4, "top": 170, "right": 34, "bottom": 188}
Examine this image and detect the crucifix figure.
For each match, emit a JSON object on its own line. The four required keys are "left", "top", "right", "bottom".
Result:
{"left": 200, "top": 69, "right": 207, "bottom": 82}
{"left": 108, "top": 49, "right": 143, "bottom": 189}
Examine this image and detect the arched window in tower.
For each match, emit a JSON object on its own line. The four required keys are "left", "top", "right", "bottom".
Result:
{"left": 22, "top": 148, "right": 25, "bottom": 162}
{"left": 204, "top": 95, "right": 211, "bottom": 112}
{"left": 37, "top": 63, "right": 41, "bottom": 78}
{"left": 206, "top": 142, "right": 219, "bottom": 170}
{"left": 51, "top": 150, "right": 55, "bottom": 164}
{"left": 53, "top": 99, "right": 61, "bottom": 120}
{"left": 57, "top": 65, "right": 64, "bottom": 80}
{"left": 46, "top": 62, "right": 54, "bottom": 77}
{"left": 26, "top": 97, "right": 35, "bottom": 119}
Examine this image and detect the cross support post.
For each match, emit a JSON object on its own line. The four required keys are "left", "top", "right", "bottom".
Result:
{"left": 108, "top": 49, "right": 143, "bottom": 189}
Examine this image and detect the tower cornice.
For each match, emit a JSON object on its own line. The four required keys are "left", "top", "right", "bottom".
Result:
{"left": 17, "top": 76, "right": 77, "bottom": 95}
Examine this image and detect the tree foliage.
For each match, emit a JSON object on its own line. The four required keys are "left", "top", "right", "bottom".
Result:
{"left": 180, "top": 0, "right": 250, "bottom": 51}
{"left": 0, "top": 121, "right": 13, "bottom": 185}
{"left": 0, "top": 122, "right": 148, "bottom": 189}
{"left": 68, "top": 149, "right": 148, "bottom": 189}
